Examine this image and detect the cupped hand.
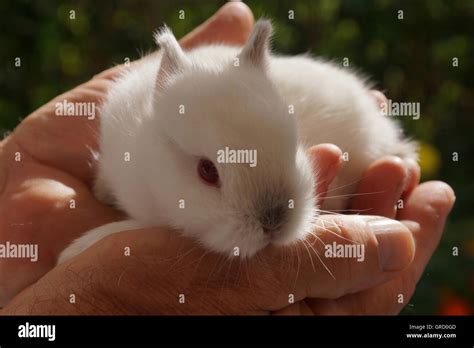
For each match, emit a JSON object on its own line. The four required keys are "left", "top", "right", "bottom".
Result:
{"left": 0, "top": 2, "right": 455, "bottom": 315}
{"left": 278, "top": 151, "right": 455, "bottom": 315}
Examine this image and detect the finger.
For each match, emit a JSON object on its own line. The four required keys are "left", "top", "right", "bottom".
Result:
{"left": 351, "top": 156, "right": 407, "bottom": 218}
{"left": 257, "top": 214, "right": 415, "bottom": 309}
{"left": 366, "top": 92, "right": 421, "bottom": 207}
{"left": 398, "top": 181, "right": 455, "bottom": 277}
{"left": 11, "top": 82, "right": 112, "bottom": 184}
{"left": 95, "top": 2, "right": 254, "bottom": 81}
{"left": 307, "top": 144, "right": 343, "bottom": 205}
{"left": 400, "top": 159, "right": 420, "bottom": 202}
{"left": 307, "top": 182, "right": 455, "bottom": 315}
{"left": 180, "top": 1, "right": 254, "bottom": 50}
{"left": 305, "top": 221, "right": 421, "bottom": 315}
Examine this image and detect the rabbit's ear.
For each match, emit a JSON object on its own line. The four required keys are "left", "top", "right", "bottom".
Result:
{"left": 238, "top": 19, "right": 273, "bottom": 69}
{"left": 154, "top": 26, "right": 190, "bottom": 89}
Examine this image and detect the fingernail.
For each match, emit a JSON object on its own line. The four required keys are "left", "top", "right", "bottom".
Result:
{"left": 441, "top": 185, "right": 456, "bottom": 207}
{"left": 368, "top": 219, "right": 412, "bottom": 271}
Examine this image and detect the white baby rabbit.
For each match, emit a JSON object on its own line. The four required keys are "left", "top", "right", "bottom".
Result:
{"left": 58, "top": 20, "right": 416, "bottom": 264}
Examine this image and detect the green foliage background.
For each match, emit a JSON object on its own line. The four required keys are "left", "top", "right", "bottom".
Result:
{"left": 0, "top": 0, "right": 472, "bottom": 314}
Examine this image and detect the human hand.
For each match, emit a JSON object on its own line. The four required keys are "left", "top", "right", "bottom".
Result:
{"left": 301, "top": 104, "right": 457, "bottom": 315}
{"left": 276, "top": 97, "right": 456, "bottom": 315}
{"left": 271, "top": 92, "right": 455, "bottom": 315}
{"left": 0, "top": 2, "right": 454, "bottom": 315}
{"left": 280, "top": 91, "right": 455, "bottom": 315}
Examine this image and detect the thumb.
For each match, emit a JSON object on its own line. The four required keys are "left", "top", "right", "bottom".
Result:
{"left": 261, "top": 214, "right": 415, "bottom": 308}
{"left": 306, "top": 215, "right": 415, "bottom": 299}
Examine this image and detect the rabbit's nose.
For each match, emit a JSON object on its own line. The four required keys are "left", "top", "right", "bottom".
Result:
{"left": 259, "top": 204, "right": 288, "bottom": 234}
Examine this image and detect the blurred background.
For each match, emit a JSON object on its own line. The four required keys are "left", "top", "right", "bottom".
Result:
{"left": 0, "top": 0, "right": 472, "bottom": 314}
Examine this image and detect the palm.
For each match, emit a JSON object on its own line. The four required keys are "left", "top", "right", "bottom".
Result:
{"left": 0, "top": 75, "right": 123, "bottom": 304}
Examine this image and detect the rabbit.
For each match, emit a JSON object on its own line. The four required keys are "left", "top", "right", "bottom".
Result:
{"left": 57, "top": 19, "right": 417, "bottom": 264}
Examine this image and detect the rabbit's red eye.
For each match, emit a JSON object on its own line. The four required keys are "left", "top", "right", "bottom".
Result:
{"left": 198, "top": 159, "right": 220, "bottom": 187}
